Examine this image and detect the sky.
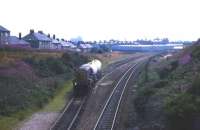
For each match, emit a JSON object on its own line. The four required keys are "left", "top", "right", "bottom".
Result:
{"left": 0, "top": 0, "right": 200, "bottom": 41}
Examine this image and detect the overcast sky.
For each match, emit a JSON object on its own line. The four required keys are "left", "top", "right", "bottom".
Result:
{"left": 1, "top": 0, "right": 200, "bottom": 41}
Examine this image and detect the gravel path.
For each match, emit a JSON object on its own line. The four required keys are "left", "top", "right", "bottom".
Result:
{"left": 15, "top": 112, "right": 58, "bottom": 130}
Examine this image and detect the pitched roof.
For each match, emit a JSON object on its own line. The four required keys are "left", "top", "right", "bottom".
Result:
{"left": 60, "top": 40, "right": 70, "bottom": 47}
{"left": 79, "top": 44, "right": 87, "bottom": 49}
{"left": 52, "top": 39, "right": 60, "bottom": 44}
{"left": 8, "top": 36, "right": 30, "bottom": 45}
{"left": 33, "top": 33, "right": 51, "bottom": 41}
{"left": 0, "top": 25, "right": 10, "bottom": 32}
{"left": 79, "top": 44, "right": 92, "bottom": 49}
{"left": 23, "top": 32, "right": 51, "bottom": 42}
{"left": 84, "top": 44, "right": 93, "bottom": 48}
{"left": 67, "top": 42, "right": 76, "bottom": 48}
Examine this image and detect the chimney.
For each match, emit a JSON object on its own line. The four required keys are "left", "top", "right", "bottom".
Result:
{"left": 53, "top": 34, "right": 56, "bottom": 39}
{"left": 19, "top": 33, "right": 22, "bottom": 40}
{"left": 30, "top": 29, "right": 34, "bottom": 34}
{"left": 38, "top": 31, "right": 43, "bottom": 34}
{"left": 47, "top": 34, "right": 50, "bottom": 38}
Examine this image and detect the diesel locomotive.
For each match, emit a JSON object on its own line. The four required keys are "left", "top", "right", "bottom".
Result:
{"left": 73, "top": 59, "right": 102, "bottom": 97}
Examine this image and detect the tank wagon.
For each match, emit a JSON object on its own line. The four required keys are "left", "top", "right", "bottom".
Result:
{"left": 73, "top": 59, "right": 102, "bottom": 97}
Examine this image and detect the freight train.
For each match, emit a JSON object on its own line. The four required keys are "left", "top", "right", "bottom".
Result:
{"left": 73, "top": 59, "right": 102, "bottom": 97}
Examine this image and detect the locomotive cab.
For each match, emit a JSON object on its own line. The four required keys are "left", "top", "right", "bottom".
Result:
{"left": 73, "top": 68, "right": 94, "bottom": 97}
{"left": 73, "top": 59, "right": 102, "bottom": 97}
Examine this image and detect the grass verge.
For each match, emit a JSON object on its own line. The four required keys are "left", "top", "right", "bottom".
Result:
{"left": 41, "top": 80, "right": 73, "bottom": 112}
{"left": 0, "top": 107, "right": 38, "bottom": 130}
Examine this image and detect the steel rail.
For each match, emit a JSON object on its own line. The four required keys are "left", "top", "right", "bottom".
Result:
{"left": 50, "top": 98, "right": 74, "bottom": 130}
{"left": 93, "top": 62, "right": 137, "bottom": 130}
{"left": 111, "top": 62, "right": 143, "bottom": 130}
{"left": 67, "top": 98, "right": 86, "bottom": 130}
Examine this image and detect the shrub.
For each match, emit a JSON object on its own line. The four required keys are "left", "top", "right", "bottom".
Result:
{"left": 164, "top": 93, "right": 200, "bottom": 130}
{"left": 134, "top": 86, "right": 156, "bottom": 116}
{"left": 134, "top": 80, "right": 168, "bottom": 118}
{"left": 157, "top": 60, "right": 178, "bottom": 79}
{"left": 157, "top": 67, "right": 170, "bottom": 79}
{"left": 0, "top": 51, "right": 89, "bottom": 117}
{"left": 189, "top": 75, "right": 200, "bottom": 96}
{"left": 170, "top": 60, "right": 178, "bottom": 70}
{"left": 0, "top": 75, "right": 35, "bottom": 115}
{"left": 62, "top": 52, "right": 89, "bottom": 69}
{"left": 24, "top": 57, "right": 69, "bottom": 77}
{"left": 191, "top": 45, "right": 200, "bottom": 60}
{"left": 46, "top": 57, "right": 69, "bottom": 74}
{"left": 153, "top": 80, "right": 168, "bottom": 88}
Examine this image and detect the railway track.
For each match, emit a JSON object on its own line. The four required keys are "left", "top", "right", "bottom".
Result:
{"left": 50, "top": 56, "right": 148, "bottom": 130}
{"left": 94, "top": 56, "right": 144, "bottom": 91}
{"left": 93, "top": 61, "right": 143, "bottom": 130}
{"left": 50, "top": 98, "right": 86, "bottom": 130}
{"left": 50, "top": 59, "right": 135, "bottom": 130}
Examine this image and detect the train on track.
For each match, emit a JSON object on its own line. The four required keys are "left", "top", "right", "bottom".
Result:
{"left": 73, "top": 59, "right": 102, "bottom": 97}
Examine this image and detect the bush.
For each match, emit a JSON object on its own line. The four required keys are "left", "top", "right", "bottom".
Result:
{"left": 0, "top": 75, "right": 35, "bottom": 115}
{"left": 189, "top": 75, "right": 200, "bottom": 96}
{"left": 62, "top": 52, "right": 89, "bottom": 69}
{"left": 170, "top": 60, "right": 178, "bottom": 70}
{"left": 153, "top": 80, "right": 168, "bottom": 88}
{"left": 134, "top": 80, "right": 168, "bottom": 118}
{"left": 24, "top": 57, "right": 69, "bottom": 77}
{"left": 46, "top": 58, "right": 69, "bottom": 74}
{"left": 134, "top": 86, "right": 156, "bottom": 116}
{"left": 164, "top": 93, "right": 200, "bottom": 130}
{"left": 0, "top": 51, "right": 89, "bottom": 117}
{"left": 191, "top": 45, "right": 200, "bottom": 60}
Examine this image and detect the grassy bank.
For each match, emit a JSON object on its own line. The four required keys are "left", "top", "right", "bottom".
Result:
{"left": 0, "top": 47, "right": 91, "bottom": 130}
{"left": 0, "top": 80, "right": 73, "bottom": 130}
{"left": 0, "top": 107, "right": 38, "bottom": 130}
{"left": 132, "top": 42, "right": 200, "bottom": 130}
{"left": 41, "top": 80, "right": 73, "bottom": 112}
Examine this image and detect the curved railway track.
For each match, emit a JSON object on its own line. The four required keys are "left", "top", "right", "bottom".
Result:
{"left": 50, "top": 58, "right": 135, "bottom": 130}
{"left": 50, "top": 55, "right": 148, "bottom": 130}
{"left": 93, "top": 61, "right": 143, "bottom": 130}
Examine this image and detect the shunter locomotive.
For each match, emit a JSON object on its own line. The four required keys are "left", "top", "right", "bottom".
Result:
{"left": 73, "top": 59, "right": 102, "bottom": 97}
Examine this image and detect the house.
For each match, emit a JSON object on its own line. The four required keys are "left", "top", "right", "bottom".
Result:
{"left": 79, "top": 43, "right": 93, "bottom": 52}
{"left": 51, "top": 35, "right": 62, "bottom": 49}
{"left": 60, "top": 39, "right": 70, "bottom": 49}
{"left": 68, "top": 41, "right": 77, "bottom": 49}
{"left": 0, "top": 25, "right": 10, "bottom": 45}
{"left": 23, "top": 30, "right": 52, "bottom": 49}
{"left": 8, "top": 33, "right": 30, "bottom": 48}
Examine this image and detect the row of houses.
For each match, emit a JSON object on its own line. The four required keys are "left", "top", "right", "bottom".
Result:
{"left": 0, "top": 25, "right": 93, "bottom": 51}
{"left": 23, "top": 29, "right": 78, "bottom": 49}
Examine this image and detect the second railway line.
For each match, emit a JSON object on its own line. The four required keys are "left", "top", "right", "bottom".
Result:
{"left": 93, "top": 59, "right": 146, "bottom": 130}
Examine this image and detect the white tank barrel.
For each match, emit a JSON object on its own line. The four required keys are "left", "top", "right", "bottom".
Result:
{"left": 79, "top": 59, "right": 102, "bottom": 74}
